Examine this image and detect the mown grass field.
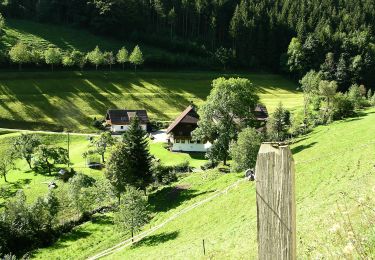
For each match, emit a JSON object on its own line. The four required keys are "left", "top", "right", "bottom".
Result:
{"left": 0, "top": 71, "right": 302, "bottom": 132}
{"left": 32, "top": 108, "right": 375, "bottom": 259}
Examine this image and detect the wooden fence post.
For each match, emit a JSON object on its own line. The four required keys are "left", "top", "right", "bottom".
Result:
{"left": 255, "top": 143, "right": 296, "bottom": 260}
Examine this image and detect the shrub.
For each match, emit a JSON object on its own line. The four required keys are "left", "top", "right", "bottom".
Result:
{"left": 200, "top": 160, "right": 219, "bottom": 171}
{"left": 230, "top": 128, "right": 262, "bottom": 172}
{"left": 332, "top": 93, "right": 355, "bottom": 120}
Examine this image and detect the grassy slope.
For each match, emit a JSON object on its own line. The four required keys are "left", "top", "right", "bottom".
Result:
{"left": 33, "top": 108, "right": 375, "bottom": 259}
{"left": 0, "top": 19, "right": 186, "bottom": 60}
{"left": 111, "top": 109, "right": 375, "bottom": 259}
{"left": 0, "top": 71, "right": 302, "bottom": 132}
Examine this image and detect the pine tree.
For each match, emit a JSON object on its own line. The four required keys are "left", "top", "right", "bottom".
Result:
{"left": 122, "top": 116, "right": 152, "bottom": 193}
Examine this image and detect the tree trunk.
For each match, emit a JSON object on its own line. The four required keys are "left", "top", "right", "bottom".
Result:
{"left": 3, "top": 173, "right": 7, "bottom": 182}
{"left": 122, "top": 63, "right": 125, "bottom": 71}
{"left": 135, "top": 65, "right": 137, "bottom": 73}
{"left": 96, "top": 65, "right": 98, "bottom": 71}
{"left": 131, "top": 229, "right": 134, "bottom": 242}
{"left": 223, "top": 157, "right": 227, "bottom": 166}
{"left": 51, "top": 64, "right": 54, "bottom": 72}
{"left": 19, "top": 63, "right": 22, "bottom": 71}
{"left": 27, "top": 158, "right": 32, "bottom": 169}
{"left": 101, "top": 153, "right": 105, "bottom": 163}
{"left": 47, "top": 163, "right": 51, "bottom": 175}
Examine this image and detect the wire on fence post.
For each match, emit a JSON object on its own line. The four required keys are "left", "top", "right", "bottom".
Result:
{"left": 255, "top": 142, "right": 296, "bottom": 260}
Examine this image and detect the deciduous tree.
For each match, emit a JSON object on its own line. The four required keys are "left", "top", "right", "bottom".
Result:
{"left": 229, "top": 127, "right": 262, "bottom": 172}
{"left": 114, "top": 187, "right": 149, "bottom": 241}
{"left": 44, "top": 48, "right": 62, "bottom": 71}
{"left": 193, "top": 77, "right": 259, "bottom": 165}
{"left": 13, "top": 134, "right": 41, "bottom": 169}
{"left": 87, "top": 46, "right": 104, "bottom": 70}
{"left": 129, "top": 45, "right": 144, "bottom": 72}
{"left": 116, "top": 47, "right": 128, "bottom": 70}
{"left": 33, "top": 145, "right": 69, "bottom": 175}
{"left": 9, "top": 42, "right": 30, "bottom": 71}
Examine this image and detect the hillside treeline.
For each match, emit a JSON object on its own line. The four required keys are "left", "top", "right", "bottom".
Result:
{"left": 1, "top": 0, "right": 375, "bottom": 89}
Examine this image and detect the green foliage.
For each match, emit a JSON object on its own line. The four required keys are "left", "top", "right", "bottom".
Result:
{"left": 287, "top": 37, "right": 305, "bottom": 74}
{"left": 114, "top": 187, "right": 149, "bottom": 238}
{"left": 86, "top": 46, "right": 104, "bottom": 70}
{"left": 105, "top": 142, "right": 132, "bottom": 200}
{"left": 0, "top": 190, "right": 60, "bottom": 255}
{"left": 89, "top": 132, "right": 115, "bottom": 163}
{"left": 332, "top": 93, "right": 355, "bottom": 120}
{"left": 348, "top": 84, "right": 364, "bottom": 109}
{"left": 103, "top": 51, "right": 115, "bottom": 70}
{"left": 116, "top": 47, "right": 129, "bottom": 70}
{"left": 13, "top": 134, "right": 41, "bottom": 169}
{"left": 44, "top": 48, "right": 62, "bottom": 71}
{"left": 129, "top": 45, "right": 144, "bottom": 72}
{"left": 33, "top": 145, "right": 69, "bottom": 175}
{"left": 214, "top": 46, "right": 232, "bottom": 70}
{"left": 0, "top": 13, "right": 4, "bottom": 31}
{"left": 0, "top": 151, "right": 15, "bottom": 182}
{"left": 8, "top": 42, "right": 30, "bottom": 70}
{"left": 122, "top": 116, "right": 153, "bottom": 191}
{"left": 193, "top": 77, "right": 259, "bottom": 165}
{"left": 229, "top": 128, "right": 262, "bottom": 172}
{"left": 267, "top": 102, "right": 291, "bottom": 141}
{"left": 319, "top": 80, "right": 338, "bottom": 108}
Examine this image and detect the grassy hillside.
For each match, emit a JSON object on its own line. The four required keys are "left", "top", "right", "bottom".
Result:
{"left": 0, "top": 71, "right": 302, "bottom": 132}
{"left": 0, "top": 19, "right": 196, "bottom": 63}
{"left": 32, "top": 108, "right": 375, "bottom": 259}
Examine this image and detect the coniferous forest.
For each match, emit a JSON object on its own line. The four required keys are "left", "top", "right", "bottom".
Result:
{"left": 1, "top": 0, "right": 375, "bottom": 89}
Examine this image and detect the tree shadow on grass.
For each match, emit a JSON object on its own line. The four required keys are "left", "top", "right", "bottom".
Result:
{"left": 148, "top": 186, "right": 214, "bottom": 212}
{"left": 291, "top": 142, "right": 317, "bottom": 154}
{"left": 132, "top": 231, "right": 179, "bottom": 248}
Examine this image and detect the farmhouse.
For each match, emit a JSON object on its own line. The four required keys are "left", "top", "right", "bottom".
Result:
{"left": 106, "top": 109, "right": 148, "bottom": 132}
{"left": 167, "top": 104, "right": 269, "bottom": 152}
{"left": 166, "top": 105, "right": 212, "bottom": 152}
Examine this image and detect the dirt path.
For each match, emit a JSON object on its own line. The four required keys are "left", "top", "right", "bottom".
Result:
{"left": 87, "top": 178, "right": 245, "bottom": 260}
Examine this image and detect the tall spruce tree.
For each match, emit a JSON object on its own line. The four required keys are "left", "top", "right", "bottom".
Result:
{"left": 122, "top": 116, "right": 152, "bottom": 193}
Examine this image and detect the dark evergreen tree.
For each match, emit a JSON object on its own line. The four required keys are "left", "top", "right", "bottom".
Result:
{"left": 122, "top": 116, "right": 153, "bottom": 193}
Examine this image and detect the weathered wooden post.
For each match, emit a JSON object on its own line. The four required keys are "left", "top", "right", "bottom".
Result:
{"left": 255, "top": 143, "right": 296, "bottom": 260}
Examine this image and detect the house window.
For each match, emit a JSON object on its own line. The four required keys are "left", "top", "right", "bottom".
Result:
{"left": 197, "top": 140, "right": 201, "bottom": 144}
{"left": 181, "top": 140, "right": 185, "bottom": 144}
{"left": 120, "top": 126, "right": 124, "bottom": 129}
{"left": 176, "top": 139, "right": 180, "bottom": 143}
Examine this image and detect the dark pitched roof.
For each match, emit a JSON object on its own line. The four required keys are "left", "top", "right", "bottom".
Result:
{"left": 254, "top": 104, "right": 269, "bottom": 121}
{"left": 166, "top": 105, "right": 199, "bottom": 134}
{"left": 106, "top": 109, "right": 149, "bottom": 125}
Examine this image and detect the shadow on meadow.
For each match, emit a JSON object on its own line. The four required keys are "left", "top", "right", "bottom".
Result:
{"left": 291, "top": 142, "right": 318, "bottom": 154}
{"left": 132, "top": 231, "right": 179, "bottom": 248}
{"left": 148, "top": 185, "right": 215, "bottom": 212}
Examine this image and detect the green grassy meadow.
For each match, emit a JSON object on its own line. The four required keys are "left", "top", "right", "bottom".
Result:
{"left": 31, "top": 108, "right": 375, "bottom": 259}
{"left": 0, "top": 131, "right": 207, "bottom": 207}
{"left": 0, "top": 71, "right": 302, "bottom": 132}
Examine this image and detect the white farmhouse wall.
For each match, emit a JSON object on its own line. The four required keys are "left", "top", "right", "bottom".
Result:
{"left": 171, "top": 142, "right": 212, "bottom": 152}
{"left": 111, "top": 124, "right": 147, "bottom": 132}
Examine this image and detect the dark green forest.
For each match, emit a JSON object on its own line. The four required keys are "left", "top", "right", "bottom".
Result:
{"left": 1, "top": 0, "right": 375, "bottom": 89}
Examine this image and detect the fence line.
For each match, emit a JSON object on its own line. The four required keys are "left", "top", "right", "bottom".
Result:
{"left": 87, "top": 179, "right": 245, "bottom": 260}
